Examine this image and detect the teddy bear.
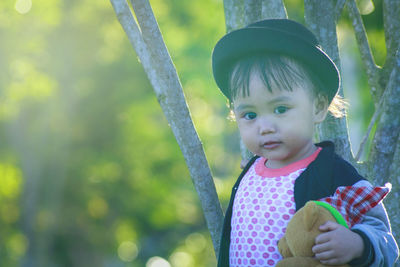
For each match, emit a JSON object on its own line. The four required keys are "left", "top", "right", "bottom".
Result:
{"left": 276, "top": 201, "right": 349, "bottom": 267}
{"left": 276, "top": 184, "right": 391, "bottom": 267}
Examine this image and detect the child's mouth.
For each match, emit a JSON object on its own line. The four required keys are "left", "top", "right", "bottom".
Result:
{"left": 263, "top": 141, "right": 281, "bottom": 149}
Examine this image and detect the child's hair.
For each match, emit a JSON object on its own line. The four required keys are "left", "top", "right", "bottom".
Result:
{"left": 227, "top": 54, "right": 346, "bottom": 118}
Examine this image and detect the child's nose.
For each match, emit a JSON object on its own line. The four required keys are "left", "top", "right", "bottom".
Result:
{"left": 258, "top": 117, "right": 275, "bottom": 135}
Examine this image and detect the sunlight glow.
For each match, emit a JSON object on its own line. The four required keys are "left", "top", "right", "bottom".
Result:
{"left": 15, "top": 0, "right": 32, "bottom": 14}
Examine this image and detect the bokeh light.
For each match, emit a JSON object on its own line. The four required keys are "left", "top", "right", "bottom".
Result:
{"left": 15, "top": 0, "right": 32, "bottom": 14}
{"left": 146, "top": 256, "right": 171, "bottom": 267}
{"left": 169, "top": 251, "right": 194, "bottom": 267}
{"left": 117, "top": 241, "right": 138, "bottom": 262}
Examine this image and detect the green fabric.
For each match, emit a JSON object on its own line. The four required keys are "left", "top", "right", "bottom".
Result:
{"left": 313, "top": 201, "right": 349, "bottom": 228}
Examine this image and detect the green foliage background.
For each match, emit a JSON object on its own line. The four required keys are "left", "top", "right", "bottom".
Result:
{"left": 0, "top": 0, "right": 384, "bottom": 266}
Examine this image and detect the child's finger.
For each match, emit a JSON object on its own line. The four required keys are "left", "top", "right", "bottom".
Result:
{"left": 319, "top": 220, "right": 339, "bottom": 231}
{"left": 312, "top": 242, "right": 331, "bottom": 254}
{"left": 319, "top": 258, "right": 342, "bottom": 266}
{"left": 314, "top": 232, "right": 331, "bottom": 244}
{"left": 314, "top": 249, "right": 335, "bottom": 260}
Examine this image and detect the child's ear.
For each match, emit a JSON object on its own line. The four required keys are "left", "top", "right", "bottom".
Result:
{"left": 313, "top": 95, "right": 329, "bottom": 124}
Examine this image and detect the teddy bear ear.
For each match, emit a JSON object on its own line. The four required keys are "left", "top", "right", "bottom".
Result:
{"left": 303, "top": 201, "right": 319, "bottom": 231}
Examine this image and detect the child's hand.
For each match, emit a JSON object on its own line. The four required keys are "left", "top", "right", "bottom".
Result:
{"left": 312, "top": 221, "right": 364, "bottom": 265}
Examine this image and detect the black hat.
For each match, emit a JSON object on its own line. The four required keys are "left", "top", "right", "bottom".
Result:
{"left": 212, "top": 19, "right": 340, "bottom": 101}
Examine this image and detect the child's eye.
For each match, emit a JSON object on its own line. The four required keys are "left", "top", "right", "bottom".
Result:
{"left": 274, "top": 106, "right": 289, "bottom": 114}
{"left": 243, "top": 112, "right": 257, "bottom": 120}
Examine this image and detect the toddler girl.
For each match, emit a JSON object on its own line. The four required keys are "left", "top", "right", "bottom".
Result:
{"left": 211, "top": 19, "right": 398, "bottom": 267}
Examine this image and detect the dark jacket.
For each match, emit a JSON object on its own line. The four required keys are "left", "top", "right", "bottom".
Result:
{"left": 217, "top": 141, "right": 374, "bottom": 266}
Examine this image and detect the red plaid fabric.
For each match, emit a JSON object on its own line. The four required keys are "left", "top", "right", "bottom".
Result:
{"left": 318, "top": 183, "right": 391, "bottom": 228}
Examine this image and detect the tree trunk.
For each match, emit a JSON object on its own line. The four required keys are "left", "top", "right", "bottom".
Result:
{"left": 304, "top": 0, "right": 354, "bottom": 163}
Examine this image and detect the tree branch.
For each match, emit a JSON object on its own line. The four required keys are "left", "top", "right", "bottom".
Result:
{"left": 223, "top": 0, "right": 287, "bottom": 32}
{"left": 383, "top": 0, "right": 400, "bottom": 65}
{"left": 386, "top": 134, "right": 400, "bottom": 242}
{"left": 223, "top": 0, "right": 244, "bottom": 32}
{"left": 370, "top": 47, "right": 400, "bottom": 185}
{"left": 262, "top": 0, "right": 287, "bottom": 19}
{"left": 334, "top": 0, "right": 346, "bottom": 22}
{"left": 355, "top": 87, "right": 388, "bottom": 161}
{"left": 380, "top": 0, "right": 400, "bottom": 100}
{"left": 110, "top": 0, "right": 224, "bottom": 257}
{"left": 346, "top": 0, "right": 381, "bottom": 103}
{"left": 244, "top": 0, "right": 262, "bottom": 25}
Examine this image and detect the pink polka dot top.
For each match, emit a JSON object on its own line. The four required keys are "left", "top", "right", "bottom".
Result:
{"left": 229, "top": 148, "right": 321, "bottom": 266}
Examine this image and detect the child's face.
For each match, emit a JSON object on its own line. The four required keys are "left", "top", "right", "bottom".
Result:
{"left": 233, "top": 71, "right": 326, "bottom": 169}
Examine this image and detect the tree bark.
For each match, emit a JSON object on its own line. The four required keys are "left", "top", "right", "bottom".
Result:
{"left": 387, "top": 134, "right": 400, "bottom": 242}
{"left": 380, "top": 0, "right": 400, "bottom": 243}
{"left": 244, "top": 0, "right": 262, "bottom": 26}
{"left": 370, "top": 49, "right": 400, "bottom": 185}
{"left": 262, "top": 0, "right": 287, "bottom": 19}
{"left": 381, "top": 0, "right": 400, "bottom": 99}
{"left": 223, "top": 0, "right": 244, "bottom": 32}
